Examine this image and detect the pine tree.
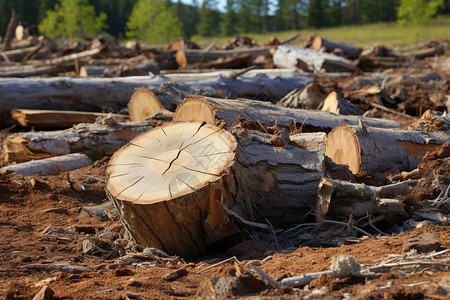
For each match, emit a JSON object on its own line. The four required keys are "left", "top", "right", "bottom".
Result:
{"left": 126, "top": 0, "right": 182, "bottom": 44}
{"left": 220, "top": 0, "right": 237, "bottom": 36}
{"left": 307, "top": 0, "right": 330, "bottom": 28}
{"left": 197, "top": 0, "right": 219, "bottom": 37}
{"left": 39, "top": 0, "right": 108, "bottom": 39}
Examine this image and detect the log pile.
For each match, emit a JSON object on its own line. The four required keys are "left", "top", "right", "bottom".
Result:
{"left": 1, "top": 28, "right": 449, "bottom": 257}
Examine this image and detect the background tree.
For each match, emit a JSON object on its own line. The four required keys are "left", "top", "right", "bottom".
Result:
{"left": 307, "top": 0, "right": 329, "bottom": 28}
{"left": 397, "top": 0, "right": 444, "bottom": 27}
{"left": 175, "top": 0, "right": 200, "bottom": 38}
{"left": 90, "top": 0, "right": 137, "bottom": 39}
{"left": 39, "top": 0, "right": 107, "bottom": 39}
{"left": 220, "top": 0, "right": 238, "bottom": 36}
{"left": 126, "top": 0, "right": 182, "bottom": 44}
{"left": 197, "top": 0, "right": 220, "bottom": 37}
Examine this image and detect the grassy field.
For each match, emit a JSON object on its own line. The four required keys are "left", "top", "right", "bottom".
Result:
{"left": 192, "top": 18, "right": 450, "bottom": 49}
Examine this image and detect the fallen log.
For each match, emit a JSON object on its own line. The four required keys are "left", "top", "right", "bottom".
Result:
{"left": 325, "top": 124, "right": 448, "bottom": 174}
{"left": 321, "top": 92, "right": 363, "bottom": 115}
{"left": 106, "top": 122, "right": 327, "bottom": 256}
{"left": 0, "top": 153, "right": 91, "bottom": 176}
{"left": 2, "top": 9, "right": 18, "bottom": 51}
{"left": 311, "top": 36, "right": 362, "bottom": 59}
{"left": 176, "top": 46, "right": 271, "bottom": 68}
{"left": 2, "top": 118, "right": 165, "bottom": 163}
{"left": 272, "top": 45, "right": 356, "bottom": 73}
{"left": 316, "top": 178, "right": 414, "bottom": 223}
{"left": 11, "top": 109, "right": 127, "bottom": 128}
{"left": 184, "top": 96, "right": 399, "bottom": 130}
{"left": 0, "top": 71, "right": 311, "bottom": 126}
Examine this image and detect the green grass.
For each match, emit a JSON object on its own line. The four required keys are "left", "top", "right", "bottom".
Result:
{"left": 192, "top": 17, "right": 450, "bottom": 48}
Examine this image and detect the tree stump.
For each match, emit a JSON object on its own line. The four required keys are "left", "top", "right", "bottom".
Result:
{"left": 106, "top": 122, "right": 249, "bottom": 257}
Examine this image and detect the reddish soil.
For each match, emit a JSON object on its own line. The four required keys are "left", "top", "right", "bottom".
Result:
{"left": 0, "top": 150, "right": 449, "bottom": 299}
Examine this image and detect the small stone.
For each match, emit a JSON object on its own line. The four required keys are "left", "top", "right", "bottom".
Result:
{"left": 127, "top": 278, "right": 143, "bottom": 287}
{"left": 163, "top": 268, "right": 188, "bottom": 281}
{"left": 32, "top": 285, "right": 54, "bottom": 300}
{"left": 403, "top": 232, "right": 441, "bottom": 254}
{"left": 114, "top": 268, "right": 136, "bottom": 277}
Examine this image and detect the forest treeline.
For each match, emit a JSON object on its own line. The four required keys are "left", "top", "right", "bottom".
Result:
{"left": 1, "top": 0, "right": 449, "bottom": 43}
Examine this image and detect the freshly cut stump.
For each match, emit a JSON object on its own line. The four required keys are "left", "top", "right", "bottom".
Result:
{"left": 128, "top": 88, "right": 163, "bottom": 121}
{"left": 106, "top": 122, "right": 247, "bottom": 257}
{"left": 173, "top": 97, "right": 215, "bottom": 124}
{"left": 321, "top": 92, "right": 363, "bottom": 115}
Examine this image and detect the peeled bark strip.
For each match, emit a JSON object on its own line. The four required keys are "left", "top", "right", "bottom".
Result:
{"left": 128, "top": 88, "right": 163, "bottom": 121}
{"left": 173, "top": 97, "right": 215, "bottom": 123}
{"left": 185, "top": 96, "right": 399, "bottom": 130}
{"left": 2, "top": 118, "right": 164, "bottom": 163}
{"left": 0, "top": 71, "right": 311, "bottom": 126}
{"left": 273, "top": 45, "right": 356, "bottom": 73}
{"left": 321, "top": 92, "right": 363, "bottom": 115}
{"left": 317, "top": 178, "right": 414, "bottom": 223}
{"left": 325, "top": 124, "right": 448, "bottom": 174}
{"left": 11, "top": 109, "right": 126, "bottom": 128}
{"left": 106, "top": 122, "right": 248, "bottom": 257}
{"left": 311, "top": 36, "right": 362, "bottom": 59}
{"left": 0, "top": 153, "right": 91, "bottom": 176}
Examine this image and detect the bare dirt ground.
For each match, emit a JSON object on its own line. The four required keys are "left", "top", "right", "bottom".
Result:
{"left": 0, "top": 140, "right": 449, "bottom": 299}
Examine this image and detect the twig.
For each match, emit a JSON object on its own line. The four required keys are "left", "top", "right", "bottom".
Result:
{"left": 199, "top": 256, "right": 239, "bottom": 273}
{"left": 370, "top": 102, "right": 416, "bottom": 119}
{"left": 366, "top": 210, "right": 387, "bottom": 236}
{"left": 313, "top": 213, "right": 376, "bottom": 239}
{"left": 280, "top": 270, "right": 334, "bottom": 287}
{"left": 75, "top": 173, "right": 105, "bottom": 183}
{"left": 252, "top": 266, "right": 280, "bottom": 289}
{"left": 226, "top": 65, "right": 257, "bottom": 79}
{"left": 265, "top": 218, "right": 281, "bottom": 250}
{"left": 219, "top": 202, "right": 269, "bottom": 230}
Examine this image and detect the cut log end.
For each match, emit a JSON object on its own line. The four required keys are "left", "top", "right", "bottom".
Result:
{"left": 175, "top": 50, "right": 188, "bottom": 68}
{"left": 321, "top": 91, "right": 339, "bottom": 114}
{"left": 325, "top": 124, "right": 362, "bottom": 174}
{"left": 106, "top": 122, "right": 243, "bottom": 256}
{"left": 128, "top": 88, "right": 163, "bottom": 122}
{"left": 107, "top": 122, "right": 236, "bottom": 204}
{"left": 173, "top": 96, "right": 216, "bottom": 124}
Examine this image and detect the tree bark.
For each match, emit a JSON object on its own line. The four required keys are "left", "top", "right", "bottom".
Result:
{"left": 325, "top": 124, "right": 448, "bottom": 175}
{"left": 278, "top": 83, "right": 326, "bottom": 110}
{"left": 273, "top": 45, "right": 356, "bottom": 73}
{"left": 184, "top": 96, "right": 399, "bottom": 131}
{"left": 0, "top": 71, "right": 311, "bottom": 126}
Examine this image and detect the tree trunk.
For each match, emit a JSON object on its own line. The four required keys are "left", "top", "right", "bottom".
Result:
{"left": 311, "top": 36, "right": 362, "bottom": 59}
{"left": 325, "top": 124, "right": 448, "bottom": 174}
{"left": 106, "top": 122, "right": 248, "bottom": 257}
{"left": 2, "top": 9, "right": 18, "bottom": 51}
{"left": 105, "top": 122, "right": 327, "bottom": 256}
{"left": 184, "top": 96, "right": 399, "bottom": 131}
{"left": 272, "top": 45, "right": 356, "bottom": 73}
{"left": 0, "top": 71, "right": 311, "bottom": 126}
